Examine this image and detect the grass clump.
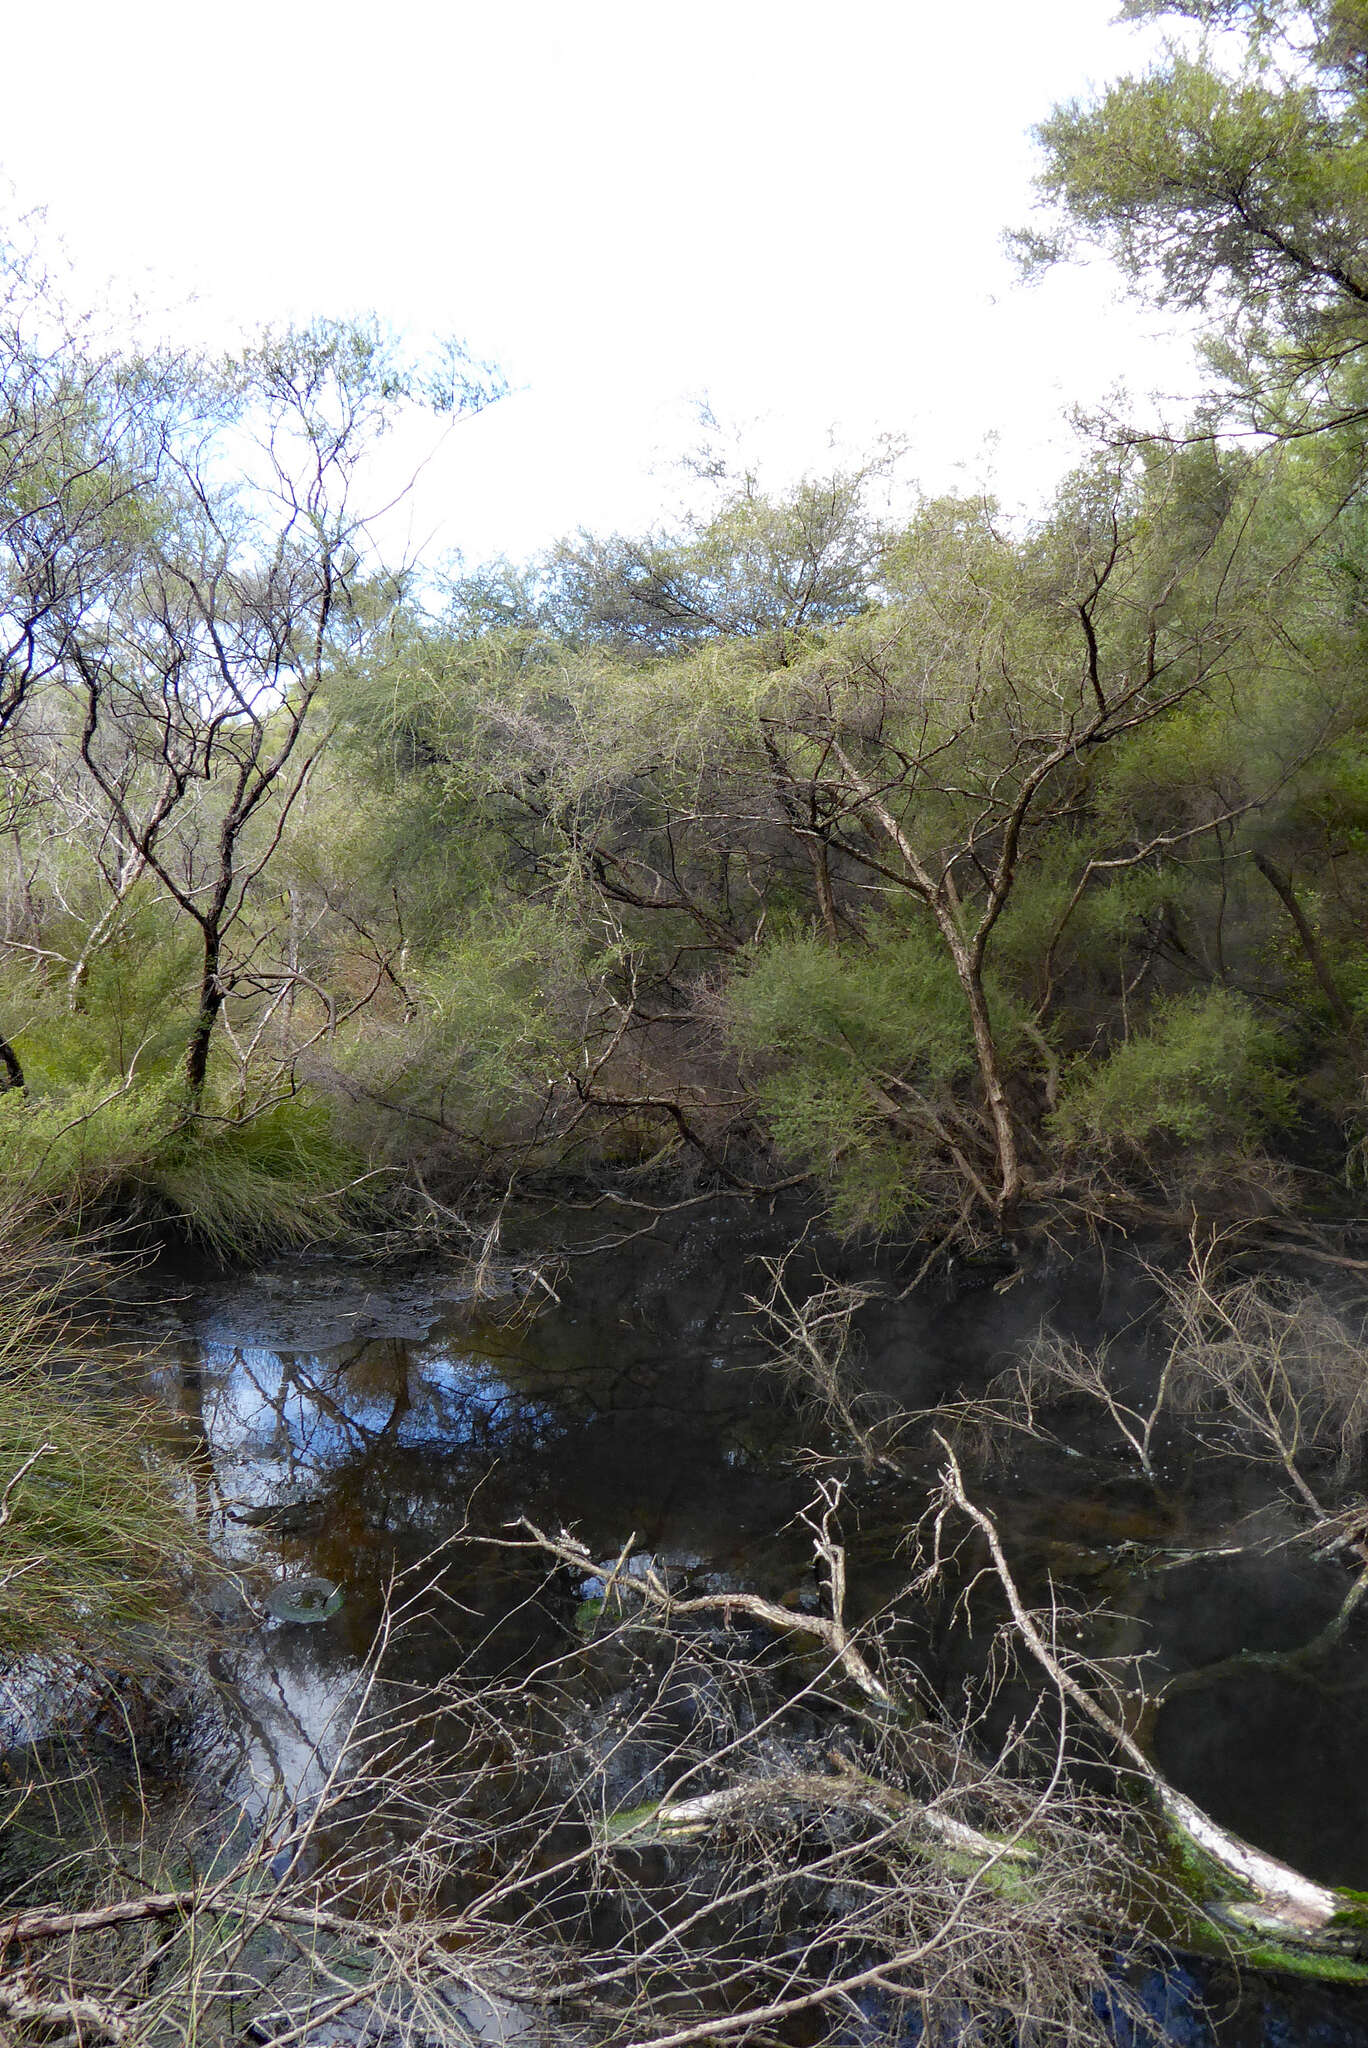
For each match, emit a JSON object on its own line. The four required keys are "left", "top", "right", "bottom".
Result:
{"left": 144, "top": 1099, "right": 370, "bottom": 1260}
{"left": 0, "top": 1364, "right": 195, "bottom": 1673}
{"left": 0, "top": 1209, "right": 205, "bottom": 1684}
{"left": 0, "top": 1076, "right": 370, "bottom": 1259}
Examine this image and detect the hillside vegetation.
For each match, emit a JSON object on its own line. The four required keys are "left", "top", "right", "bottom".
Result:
{"left": 4, "top": 0, "right": 1368, "bottom": 1256}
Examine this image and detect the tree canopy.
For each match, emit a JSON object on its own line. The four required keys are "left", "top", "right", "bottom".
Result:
{"left": 3, "top": 31, "right": 1368, "bottom": 1254}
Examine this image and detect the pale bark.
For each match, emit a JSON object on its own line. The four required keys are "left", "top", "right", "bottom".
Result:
{"left": 513, "top": 1501, "right": 900, "bottom": 1713}
{"left": 935, "top": 1440, "right": 1356, "bottom": 1950}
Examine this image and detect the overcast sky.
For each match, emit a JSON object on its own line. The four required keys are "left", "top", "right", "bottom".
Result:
{"left": 3, "top": 0, "right": 1201, "bottom": 564}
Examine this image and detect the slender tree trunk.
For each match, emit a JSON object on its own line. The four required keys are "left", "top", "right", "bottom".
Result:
{"left": 0, "top": 1027, "right": 23, "bottom": 1093}
{"left": 8, "top": 829, "right": 40, "bottom": 947}
{"left": 805, "top": 839, "right": 840, "bottom": 945}
{"left": 826, "top": 741, "right": 1025, "bottom": 1216}
{"left": 952, "top": 944, "right": 1023, "bottom": 1216}
{"left": 941, "top": 870, "right": 1025, "bottom": 1211}
{"left": 67, "top": 848, "right": 150, "bottom": 1010}
{"left": 184, "top": 929, "right": 224, "bottom": 1107}
{"left": 761, "top": 734, "right": 842, "bottom": 944}
{"left": 1253, "top": 852, "right": 1358, "bottom": 1038}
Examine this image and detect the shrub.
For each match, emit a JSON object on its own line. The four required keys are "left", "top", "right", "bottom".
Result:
{"left": 1050, "top": 989, "right": 1290, "bottom": 1156}
{"left": 0, "top": 1075, "right": 181, "bottom": 1210}
{"left": 729, "top": 922, "right": 1026, "bottom": 1228}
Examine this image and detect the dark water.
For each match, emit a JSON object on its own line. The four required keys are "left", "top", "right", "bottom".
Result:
{"left": 126, "top": 1204, "right": 1368, "bottom": 2042}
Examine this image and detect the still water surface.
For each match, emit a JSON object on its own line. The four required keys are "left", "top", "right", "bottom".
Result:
{"left": 123, "top": 1204, "right": 1368, "bottom": 2035}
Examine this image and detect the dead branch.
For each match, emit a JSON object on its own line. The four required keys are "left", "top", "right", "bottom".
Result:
{"left": 506, "top": 1484, "right": 901, "bottom": 1712}
{"left": 932, "top": 1436, "right": 1352, "bottom": 1946}
{"left": 746, "top": 1255, "right": 905, "bottom": 1474}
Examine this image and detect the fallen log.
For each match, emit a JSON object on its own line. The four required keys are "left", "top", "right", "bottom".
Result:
{"left": 934, "top": 1438, "right": 1368, "bottom": 1967}
{"left": 602, "top": 1761, "right": 1039, "bottom": 1874}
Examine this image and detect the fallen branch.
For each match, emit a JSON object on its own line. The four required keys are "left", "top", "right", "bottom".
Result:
{"left": 0, "top": 1884, "right": 395, "bottom": 1951}
{"left": 933, "top": 1438, "right": 1358, "bottom": 1950}
{"left": 607, "top": 1760, "right": 1039, "bottom": 1872}
{"left": 508, "top": 1482, "right": 901, "bottom": 1713}
{"left": 0, "top": 1973, "right": 135, "bottom": 2043}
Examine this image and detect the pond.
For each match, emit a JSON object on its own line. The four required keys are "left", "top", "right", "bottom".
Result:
{"left": 116, "top": 1201, "right": 1368, "bottom": 2043}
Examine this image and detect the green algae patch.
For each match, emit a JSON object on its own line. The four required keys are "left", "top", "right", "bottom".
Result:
{"left": 1162, "top": 1819, "right": 1243, "bottom": 1907}
{"left": 602, "top": 1802, "right": 663, "bottom": 1851}
{"left": 933, "top": 1845, "right": 1041, "bottom": 1904}
{"left": 1328, "top": 1889, "right": 1368, "bottom": 1934}
{"left": 574, "top": 1596, "right": 605, "bottom": 1636}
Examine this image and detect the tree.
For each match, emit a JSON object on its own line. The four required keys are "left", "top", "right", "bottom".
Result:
{"left": 63, "top": 321, "right": 491, "bottom": 1113}
{"left": 444, "top": 441, "right": 902, "bottom": 657}
{"left": 342, "top": 415, "right": 1368, "bottom": 1231}
{"left": 1023, "top": 0, "right": 1368, "bottom": 430}
{"left": 730, "top": 450, "right": 1291, "bottom": 1220}
{"left": 0, "top": 232, "right": 173, "bottom": 1093}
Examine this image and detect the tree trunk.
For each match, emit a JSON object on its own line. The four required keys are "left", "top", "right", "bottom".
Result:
{"left": 960, "top": 965, "right": 1024, "bottom": 1216}
{"left": 67, "top": 847, "right": 150, "bottom": 1011}
{"left": 1253, "top": 852, "right": 1358, "bottom": 1039}
{"left": 933, "top": 907, "right": 1024, "bottom": 1216}
{"left": 825, "top": 742, "right": 1025, "bottom": 1216}
{"left": 184, "top": 931, "right": 224, "bottom": 1107}
{"left": 0, "top": 1028, "right": 23, "bottom": 1093}
{"left": 805, "top": 839, "right": 841, "bottom": 945}
{"left": 940, "top": 1446, "right": 1365, "bottom": 1961}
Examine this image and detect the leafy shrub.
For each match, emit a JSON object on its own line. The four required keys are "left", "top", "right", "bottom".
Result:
{"left": 1050, "top": 989, "right": 1290, "bottom": 1155}
{"left": 0, "top": 1075, "right": 181, "bottom": 1208}
{"left": 732, "top": 923, "right": 975, "bottom": 1080}
{"left": 330, "top": 900, "right": 592, "bottom": 1170}
{"left": 730, "top": 922, "right": 1021, "bottom": 1228}
{"left": 6, "top": 899, "right": 198, "bottom": 1094}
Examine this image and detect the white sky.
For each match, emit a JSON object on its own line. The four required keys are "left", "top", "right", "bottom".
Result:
{"left": 1, "top": 0, "right": 1202, "bottom": 566}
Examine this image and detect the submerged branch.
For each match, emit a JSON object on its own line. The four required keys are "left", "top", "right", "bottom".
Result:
{"left": 506, "top": 1488, "right": 902, "bottom": 1712}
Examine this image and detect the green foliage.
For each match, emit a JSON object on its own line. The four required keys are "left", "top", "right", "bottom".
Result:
{"left": 0, "top": 1217, "right": 204, "bottom": 1674}
{"left": 1025, "top": 0, "right": 1368, "bottom": 408}
{"left": 146, "top": 1100, "right": 366, "bottom": 1260}
{"left": 0, "top": 1363, "right": 195, "bottom": 1669}
{"left": 332, "top": 901, "right": 594, "bottom": 1170}
{"left": 10, "top": 911, "right": 199, "bottom": 1095}
{"left": 531, "top": 451, "right": 901, "bottom": 653}
{"left": 761, "top": 1073, "right": 913, "bottom": 1234}
{"left": 414, "top": 902, "right": 591, "bottom": 1100}
{"left": 732, "top": 922, "right": 976, "bottom": 1080}
{"left": 0, "top": 1075, "right": 181, "bottom": 1207}
{"left": 1051, "top": 990, "right": 1290, "bottom": 1154}
{"left": 730, "top": 924, "right": 983, "bottom": 1229}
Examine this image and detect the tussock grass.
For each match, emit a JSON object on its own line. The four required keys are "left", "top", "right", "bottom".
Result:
{"left": 145, "top": 1099, "right": 370, "bottom": 1260}
{"left": 0, "top": 1077, "right": 368, "bottom": 1259}
{"left": 0, "top": 1365, "right": 197, "bottom": 1673}
{"left": 0, "top": 1208, "right": 205, "bottom": 1681}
